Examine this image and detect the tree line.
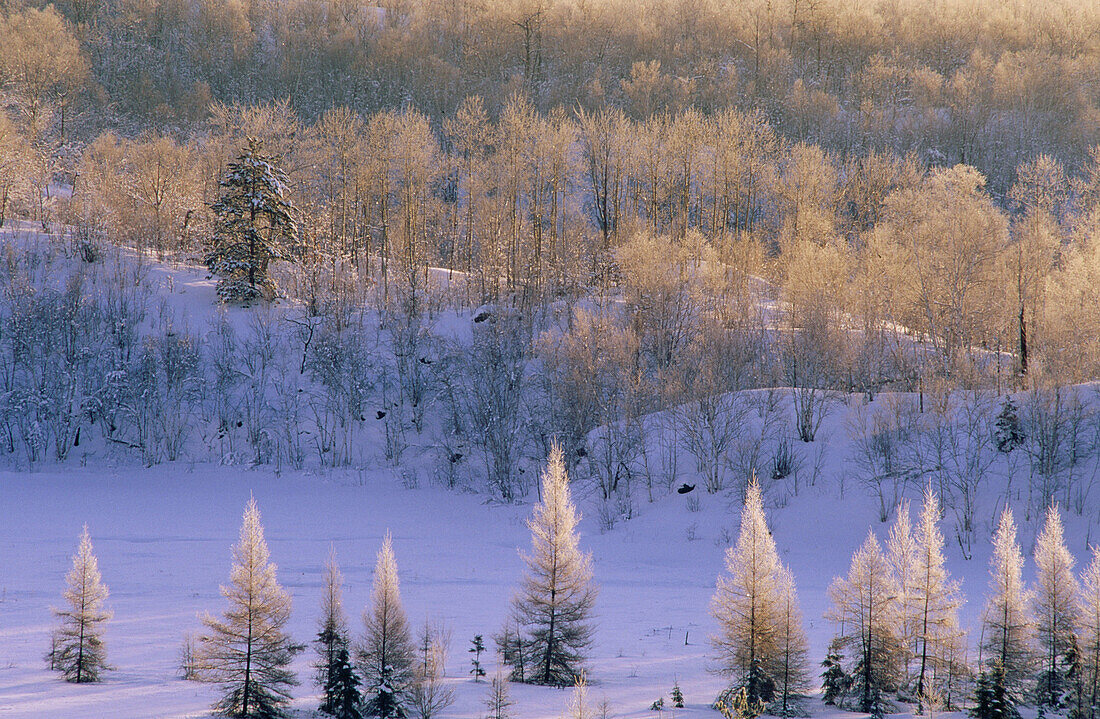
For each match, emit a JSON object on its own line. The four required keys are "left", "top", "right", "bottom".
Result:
{"left": 47, "top": 455, "right": 1100, "bottom": 719}
{"left": 3, "top": 0, "right": 1100, "bottom": 195}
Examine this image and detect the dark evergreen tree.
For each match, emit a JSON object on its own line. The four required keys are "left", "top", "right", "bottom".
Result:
{"left": 994, "top": 397, "right": 1025, "bottom": 453}
{"left": 469, "top": 635, "right": 486, "bottom": 682}
{"left": 671, "top": 682, "right": 685, "bottom": 708}
{"left": 317, "top": 549, "right": 351, "bottom": 716}
{"left": 821, "top": 643, "right": 850, "bottom": 706}
{"left": 324, "top": 647, "right": 364, "bottom": 719}
{"left": 205, "top": 138, "right": 298, "bottom": 303}
{"left": 971, "top": 663, "right": 1020, "bottom": 719}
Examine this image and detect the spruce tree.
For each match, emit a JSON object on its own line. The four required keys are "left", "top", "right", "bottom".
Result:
{"left": 318, "top": 546, "right": 352, "bottom": 716}
{"left": 470, "top": 634, "right": 486, "bottom": 681}
{"left": 821, "top": 641, "right": 850, "bottom": 706}
{"left": 199, "top": 497, "right": 298, "bottom": 719}
{"left": 51, "top": 525, "right": 111, "bottom": 683}
{"left": 826, "top": 530, "right": 903, "bottom": 714}
{"left": 1034, "top": 503, "right": 1080, "bottom": 708}
{"left": 912, "top": 485, "right": 964, "bottom": 705}
{"left": 971, "top": 661, "right": 1019, "bottom": 719}
{"left": 1077, "top": 546, "right": 1100, "bottom": 719}
{"left": 324, "top": 647, "right": 365, "bottom": 719}
{"left": 509, "top": 443, "right": 598, "bottom": 686}
{"left": 711, "top": 476, "right": 785, "bottom": 704}
{"left": 359, "top": 532, "right": 415, "bottom": 718}
{"left": 205, "top": 138, "right": 298, "bottom": 303}
{"left": 979, "top": 508, "right": 1033, "bottom": 708}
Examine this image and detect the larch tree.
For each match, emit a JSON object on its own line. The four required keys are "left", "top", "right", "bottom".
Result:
{"left": 485, "top": 669, "right": 513, "bottom": 719}
{"left": 887, "top": 500, "right": 919, "bottom": 687}
{"left": 1076, "top": 546, "right": 1100, "bottom": 719}
{"left": 508, "top": 442, "right": 598, "bottom": 686}
{"left": 826, "top": 530, "right": 903, "bottom": 715}
{"left": 317, "top": 546, "right": 353, "bottom": 716}
{"left": 911, "top": 485, "right": 964, "bottom": 706}
{"left": 205, "top": 138, "right": 299, "bottom": 303}
{"left": 199, "top": 497, "right": 299, "bottom": 719}
{"left": 711, "top": 476, "right": 786, "bottom": 704}
{"left": 358, "top": 532, "right": 416, "bottom": 719}
{"left": 51, "top": 525, "right": 111, "bottom": 683}
{"left": 978, "top": 508, "right": 1033, "bottom": 710}
{"left": 773, "top": 566, "right": 810, "bottom": 717}
{"left": 1033, "top": 503, "right": 1080, "bottom": 708}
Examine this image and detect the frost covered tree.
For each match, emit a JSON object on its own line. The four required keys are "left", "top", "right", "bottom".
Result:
{"left": 205, "top": 138, "right": 299, "bottom": 303}
{"left": 773, "top": 566, "right": 810, "bottom": 716}
{"left": 51, "top": 525, "right": 111, "bottom": 683}
{"left": 485, "top": 669, "right": 513, "bottom": 719}
{"left": 711, "top": 476, "right": 786, "bottom": 704}
{"left": 409, "top": 619, "right": 455, "bottom": 719}
{"left": 978, "top": 508, "right": 1033, "bottom": 708}
{"left": 911, "top": 486, "right": 964, "bottom": 705}
{"left": 887, "top": 500, "right": 919, "bottom": 687}
{"left": 358, "top": 533, "right": 416, "bottom": 718}
{"left": 826, "top": 530, "right": 903, "bottom": 715}
{"left": 1076, "top": 546, "right": 1100, "bottom": 719}
{"left": 1033, "top": 503, "right": 1079, "bottom": 708}
{"left": 317, "top": 547, "right": 352, "bottom": 716}
{"left": 199, "top": 497, "right": 298, "bottom": 719}
{"left": 508, "top": 443, "right": 598, "bottom": 686}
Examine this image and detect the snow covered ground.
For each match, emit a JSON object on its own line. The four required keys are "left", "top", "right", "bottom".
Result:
{"left": 2, "top": 443, "right": 1096, "bottom": 719}
{"left": 2, "top": 224, "right": 1099, "bottom": 718}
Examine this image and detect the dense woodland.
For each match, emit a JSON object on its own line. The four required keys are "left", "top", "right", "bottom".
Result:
{"left": 2, "top": 0, "right": 1100, "bottom": 506}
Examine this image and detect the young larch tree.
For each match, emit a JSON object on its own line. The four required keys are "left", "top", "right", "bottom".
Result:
{"left": 509, "top": 442, "right": 598, "bottom": 686}
{"left": 826, "top": 530, "right": 903, "bottom": 715}
{"left": 51, "top": 525, "right": 111, "bottom": 683}
{"left": 317, "top": 546, "right": 352, "bottom": 716}
{"left": 711, "top": 475, "right": 785, "bottom": 704}
{"left": 911, "top": 485, "right": 964, "bottom": 706}
{"left": 978, "top": 508, "right": 1033, "bottom": 710}
{"left": 887, "top": 500, "right": 919, "bottom": 688}
{"left": 485, "top": 669, "right": 513, "bottom": 719}
{"left": 199, "top": 497, "right": 298, "bottom": 719}
{"left": 1033, "top": 503, "right": 1080, "bottom": 708}
{"left": 1076, "top": 545, "right": 1100, "bottom": 719}
{"left": 358, "top": 532, "right": 416, "bottom": 718}
{"left": 773, "top": 566, "right": 810, "bottom": 716}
